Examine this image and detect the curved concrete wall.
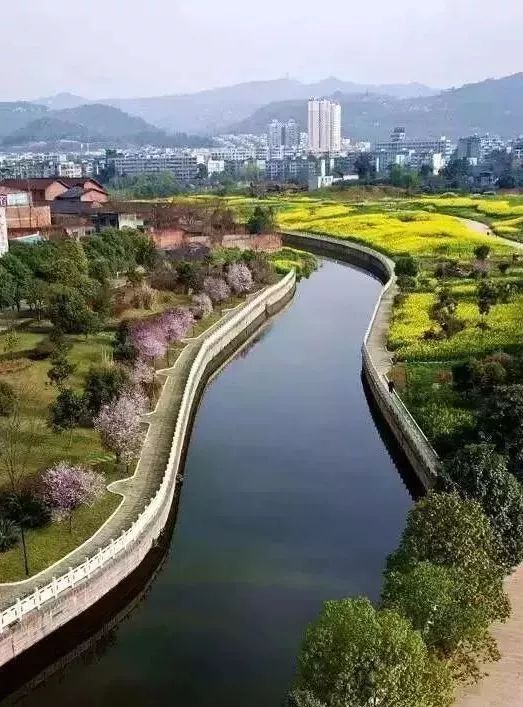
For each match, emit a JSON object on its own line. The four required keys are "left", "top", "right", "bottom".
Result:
{"left": 0, "top": 271, "right": 296, "bottom": 667}
{"left": 281, "top": 230, "right": 438, "bottom": 490}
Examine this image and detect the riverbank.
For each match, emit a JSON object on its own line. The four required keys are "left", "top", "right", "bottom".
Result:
{"left": 0, "top": 271, "right": 296, "bottom": 667}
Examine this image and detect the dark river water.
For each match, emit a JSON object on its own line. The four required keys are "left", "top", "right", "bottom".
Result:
{"left": 12, "top": 259, "right": 414, "bottom": 707}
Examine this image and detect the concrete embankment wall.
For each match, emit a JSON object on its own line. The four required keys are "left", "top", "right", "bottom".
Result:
{"left": 281, "top": 230, "right": 438, "bottom": 490}
{"left": 0, "top": 271, "right": 296, "bottom": 667}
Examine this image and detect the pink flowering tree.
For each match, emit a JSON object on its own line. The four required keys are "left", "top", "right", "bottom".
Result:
{"left": 226, "top": 263, "right": 253, "bottom": 295}
{"left": 203, "top": 276, "right": 231, "bottom": 304}
{"left": 94, "top": 389, "right": 147, "bottom": 468}
{"left": 41, "top": 462, "right": 106, "bottom": 532}
{"left": 131, "top": 320, "right": 167, "bottom": 362}
{"left": 160, "top": 306, "right": 194, "bottom": 343}
{"left": 191, "top": 293, "right": 213, "bottom": 320}
{"left": 130, "top": 357, "right": 156, "bottom": 398}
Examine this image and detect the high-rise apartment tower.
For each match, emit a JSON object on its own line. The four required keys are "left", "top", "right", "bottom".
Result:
{"left": 307, "top": 99, "right": 342, "bottom": 153}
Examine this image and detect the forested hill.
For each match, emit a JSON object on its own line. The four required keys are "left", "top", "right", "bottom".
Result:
{"left": 231, "top": 73, "right": 523, "bottom": 140}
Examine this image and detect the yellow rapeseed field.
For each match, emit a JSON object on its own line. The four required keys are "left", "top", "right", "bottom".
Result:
{"left": 278, "top": 205, "right": 511, "bottom": 256}
{"left": 389, "top": 291, "right": 523, "bottom": 361}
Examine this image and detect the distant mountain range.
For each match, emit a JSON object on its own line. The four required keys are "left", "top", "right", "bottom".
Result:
{"left": 31, "top": 78, "right": 437, "bottom": 136}
{"left": 1, "top": 73, "right": 522, "bottom": 147}
{"left": 0, "top": 103, "right": 209, "bottom": 149}
{"left": 230, "top": 73, "right": 523, "bottom": 141}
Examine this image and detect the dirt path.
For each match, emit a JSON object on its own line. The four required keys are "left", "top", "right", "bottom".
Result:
{"left": 457, "top": 564, "right": 523, "bottom": 706}
{"left": 455, "top": 216, "right": 523, "bottom": 251}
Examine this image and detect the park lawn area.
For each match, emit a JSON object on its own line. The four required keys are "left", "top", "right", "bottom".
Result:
{"left": 0, "top": 285, "right": 261, "bottom": 581}
{"left": 0, "top": 470, "right": 122, "bottom": 582}
{"left": 389, "top": 289, "right": 523, "bottom": 361}
{"left": 0, "top": 330, "right": 46, "bottom": 356}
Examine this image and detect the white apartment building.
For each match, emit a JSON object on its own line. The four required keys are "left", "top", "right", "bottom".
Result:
{"left": 308, "top": 99, "right": 342, "bottom": 154}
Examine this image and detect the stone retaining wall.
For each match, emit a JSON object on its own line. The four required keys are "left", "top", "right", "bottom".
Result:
{"left": 0, "top": 271, "right": 296, "bottom": 667}
{"left": 281, "top": 230, "right": 438, "bottom": 490}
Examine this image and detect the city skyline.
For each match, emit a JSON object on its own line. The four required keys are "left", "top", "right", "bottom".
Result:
{"left": 0, "top": 0, "right": 522, "bottom": 100}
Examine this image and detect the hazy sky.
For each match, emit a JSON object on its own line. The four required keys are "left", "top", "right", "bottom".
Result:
{"left": 3, "top": 0, "right": 522, "bottom": 100}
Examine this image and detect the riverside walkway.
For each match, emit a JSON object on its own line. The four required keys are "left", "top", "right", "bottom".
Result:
{"left": 0, "top": 299, "right": 253, "bottom": 608}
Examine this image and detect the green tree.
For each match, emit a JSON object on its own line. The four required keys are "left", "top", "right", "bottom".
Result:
{"left": 474, "top": 245, "right": 491, "bottom": 262}
{"left": 0, "top": 254, "right": 32, "bottom": 310}
{"left": 49, "top": 388, "right": 85, "bottom": 433}
{"left": 112, "top": 321, "right": 138, "bottom": 364}
{"left": 88, "top": 258, "right": 112, "bottom": 284}
{"left": 0, "top": 264, "right": 16, "bottom": 310}
{"left": 293, "top": 597, "right": 452, "bottom": 707}
{"left": 476, "top": 280, "right": 498, "bottom": 321}
{"left": 387, "top": 492, "right": 503, "bottom": 580}
{"left": 83, "top": 365, "right": 129, "bottom": 418}
{"left": 47, "top": 352, "right": 76, "bottom": 388}
{"left": 0, "top": 518, "right": 19, "bottom": 553}
{"left": 247, "top": 205, "right": 276, "bottom": 234}
{"left": 478, "top": 385, "right": 523, "bottom": 477}
{"left": 354, "top": 153, "right": 376, "bottom": 182}
{"left": 440, "top": 444, "right": 523, "bottom": 568}
{"left": 48, "top": 288, "right": 100, "bottom": 335}
{"left": 25, "top": 278, "right": 50, "bottom": 320}
{"left": 382, "top": 561, "right": 508, "bottom": 684}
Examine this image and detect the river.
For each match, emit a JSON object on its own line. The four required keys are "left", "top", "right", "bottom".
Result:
{"left": 9, "top": 259, "right": 415, "bottom": 707}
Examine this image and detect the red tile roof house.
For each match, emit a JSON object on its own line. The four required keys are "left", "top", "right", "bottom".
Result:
{"left": 0, "top": 178, "right": 108, "bottom": 205}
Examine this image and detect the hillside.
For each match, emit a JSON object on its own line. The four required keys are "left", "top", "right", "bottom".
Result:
{"left": 35, "top": 92, "right": 88, "bottom": 111}
{"left": 0, "top": 102, "right": 210, "bottom": 148}
{"left": 3, "top": 117, "right": 95, "bottom": 145}
{"left": 231, "top": 73, "right": 523, "bottom": 140}
{"left": 0, "top": 102, "right": 47, "bottom": 138}
{"left": 101, "top": 77, "right": 436, "bottom": 134}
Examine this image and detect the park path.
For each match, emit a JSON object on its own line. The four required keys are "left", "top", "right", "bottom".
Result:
{"left": 454, "top": 215, "right": 523, "bottom": 705}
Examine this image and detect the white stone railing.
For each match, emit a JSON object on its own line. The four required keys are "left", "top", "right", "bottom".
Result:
{"left": 0, "top": 270, "right": 296, "bottom": 636}
{"left": 280, "top": 230, "right": 439, "bottom": 487}
{"left": 359, "top": 253, "right": 439, "bottom": 484}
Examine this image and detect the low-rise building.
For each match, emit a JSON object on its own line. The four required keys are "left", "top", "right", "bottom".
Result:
{"left": 111, "top": 155, "right": 199, "bottom": 182}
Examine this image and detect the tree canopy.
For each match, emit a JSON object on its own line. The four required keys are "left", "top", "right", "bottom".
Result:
{"left": 293, "top": 597, "right": 453, "bottom": 707}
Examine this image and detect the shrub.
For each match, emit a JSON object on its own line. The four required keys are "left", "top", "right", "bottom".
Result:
{"left": 130, "top": 284, "right": 156, "bottom": 310}
{"left": 397, "top": 275, "right": 417, "bottom": 292}
{"left": 203, "top": 276, "right": 231, "bottom": 304}
{"left": 191, "top": 293, "right": 213, "bottom": 319}
{"left": 226, "top": 263, "right": 253, "bottom": 294}
{"left": 0, "top": 381, "right": 16, "bottom": 417}
{"left": 0, "top": 518, "right": 19, "bottom": 552}
{"left": 395, "top": 255, "right": 419, "bottom": 277}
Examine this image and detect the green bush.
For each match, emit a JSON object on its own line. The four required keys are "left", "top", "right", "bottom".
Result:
{"left": 395, "top": 255, "right": 419, "bottom": 277}
{"left": 0, "top": 381, "right": 16, "bottom": 417}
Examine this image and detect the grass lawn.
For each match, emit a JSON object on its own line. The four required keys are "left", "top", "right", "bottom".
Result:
{"left": 0, "top": 464, "right": 122, "bottom": 582}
